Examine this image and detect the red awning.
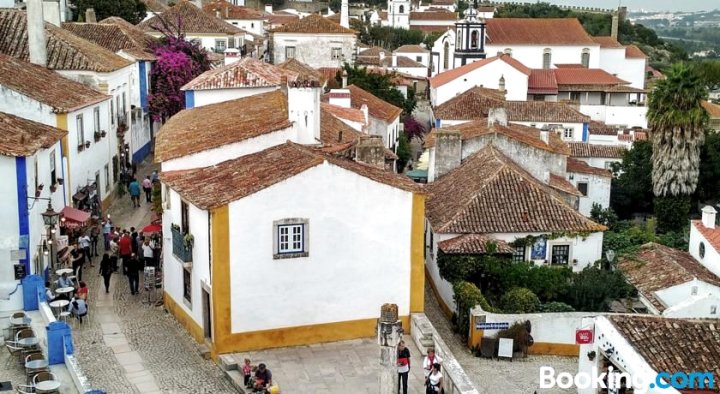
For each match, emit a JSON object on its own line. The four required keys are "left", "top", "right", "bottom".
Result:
{"left": 142, "top": 224, "right": 162, "bottom": 234}
{"left": 60, "top": 207, "right": 91, "bottom": 228}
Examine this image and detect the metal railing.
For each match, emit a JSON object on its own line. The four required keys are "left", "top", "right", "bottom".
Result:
{"left": 171, "top": 226, "right": 193, "bottom": 263}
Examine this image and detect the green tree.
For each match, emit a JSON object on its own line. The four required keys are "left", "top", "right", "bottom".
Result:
{"left": 329, "top": 0, "right": 341, "bottom": 12}
{"left": 610, "top": 140, "right": 654, "bottom": 219}
{"left": 395, "top": 132, "right": 411, "bottom": 172}
{"left": 648, "top": 63, "right": 708, "bottom": 232}
{"left": 453, "top": 281, "right": 494, "bottom": 338}
{"left": 73, "top": 0, "right": 146, "bottom": 24}
{"left": 341, "top": 63, "right": 415, "bottom": 115}
{"left": 540, "top": 302, "right": 575, "bottom": 312}
{"left": 500, "top": 288, "right": 541, "bottom": 313}
{"left": 565, "top": 266, "right": 633, "bottom": 311}
{"left": 697, "top": 132, "right": 720, "bottom": 203}
{"left": 364, "top": 26, "right": 426, "bottom": 50}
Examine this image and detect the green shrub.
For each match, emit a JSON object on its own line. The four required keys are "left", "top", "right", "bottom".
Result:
{"left": 540, "top": 302, "right": 575, "bottom": 312}
{"left": 453, "top": 281, "right": 494, "bottom": 339}
{"left": 500, "top": 288, "right": 541, "bottom": 313}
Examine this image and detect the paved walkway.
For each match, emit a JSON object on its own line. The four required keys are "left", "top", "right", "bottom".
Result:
{"left": 69, "top": 157, "right": 236, "bottom": 393}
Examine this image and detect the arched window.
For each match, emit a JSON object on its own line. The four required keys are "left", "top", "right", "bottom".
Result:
{"left": 399, "top": 5, "right": 404, "bottom": 13}
{"left": 443, "top": 42, "right": 450, "bottom": 70}
{"left": 504, "top": 48, "right": 512, "bottom": 56}
{"left": 581, "top": 48, "right": 590, "bottom": 67}
{"left": 542, "top": 48, "right": 552, "bottom": 69}
{"left": 471, "top": 30, "right": 479, "bottom": 49}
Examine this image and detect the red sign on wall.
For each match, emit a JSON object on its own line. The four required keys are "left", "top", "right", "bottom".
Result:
{"left": 576, "top": 329, "right": 594, "bottom": 344}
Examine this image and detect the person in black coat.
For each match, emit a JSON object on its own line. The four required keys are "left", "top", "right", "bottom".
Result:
{"left": 126, "top": 253, "right": 141, "bottom": 295}
{"left": 99, "top": 253, "right": 113, "bottom": 294}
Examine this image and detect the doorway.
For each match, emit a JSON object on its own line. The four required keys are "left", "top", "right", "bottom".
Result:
{"left": 202, "top": 289, "right": 212, "bottom": 340}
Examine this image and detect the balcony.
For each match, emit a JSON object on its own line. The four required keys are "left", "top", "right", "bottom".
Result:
{"left": 171, "top": 225, "right": 193, "bottom": 263}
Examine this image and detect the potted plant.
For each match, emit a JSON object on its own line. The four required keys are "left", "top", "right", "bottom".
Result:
{"left": 587, "top": 351, "right": 596, "bottom": 361}
{"left": 94, "top": 131, "right": 101, "bottom": 142}
{"left": 100, "top": 130, "right": 107, "bottom": 137}
{"left": 85, "top": 141, "right": 91, "bottom": 148}
{"left": 37, "top": 183, "right": 44, "bottom": 191}
{"left": 35, "top": 189, "right": 41, "bottom": 198}
{"left": 184, "top": 233, "right": 194, "bottom": 250}
{"left": 50, "top": 184, "right": 57, "bottom": 193}
{"left": 77, "top": 143, "right": 84, "bottom": 152}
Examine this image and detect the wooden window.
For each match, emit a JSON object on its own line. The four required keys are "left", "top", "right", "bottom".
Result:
{"left": 76, "top": 114, "right": 84, "bottom": 145}
{"left": 273, "top": 219, "right": 309, "bottom": 259}
{"left": 183, "top": 267, "right": 192, "bottom": 303}
{"left": 285, "top": 46, "right": 296, "bottom": 59}
{"left": 49, "top": 151, "right": 56, "bottom": 186}
{"left": 443, "top": 42, "right": 449, "bottom": 70}
{"left": 577, "top": 182, "right": 588, "bottom": 196}
{"left": 93, "top": 107, "right": 100, "bottom": 133}
{"left": 331, "top": 48, "right": 342, "bottom": 60}
{"left": 551, "top": 245, "right": 570, "bottom": 265}
{"left": 181, "top": 200, "right": 190, "bottom": 234}
{"left": 581, "top": 49, "right": 590, "bottom": 68}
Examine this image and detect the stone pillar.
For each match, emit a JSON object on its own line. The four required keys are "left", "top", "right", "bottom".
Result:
{"left": 433, "top": 130, "right": 461, "bottom": 179}
{"left": 355, "top": 136, "right": 385, "bottom": 168}
{"left": 378, "top": 304, "right": 402, "bottom": 394}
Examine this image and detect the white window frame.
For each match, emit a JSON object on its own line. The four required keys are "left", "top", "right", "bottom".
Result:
{"left": 273, "top": 218, "right": 309, "bottom": 259}
{"left": 76, "top": 114, "right": 84, "bottom": 145}
{"left": 215, "top": 39, "right": 227, "bottom": 53}
{"left": 563, "top": 127, "right": 574, "bottom": 140}
{"left": 285, "top": 46, "right": 296, "bottom": 60}
{"left": 331, "top": 47, "right": 342, "bottom": 61}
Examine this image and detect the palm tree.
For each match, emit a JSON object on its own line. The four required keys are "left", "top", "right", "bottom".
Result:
{"left": 647, "top": 63, "right": 708, "bottom": 231}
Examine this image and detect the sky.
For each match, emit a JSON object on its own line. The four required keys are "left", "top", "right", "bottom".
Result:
{"left": 490, "top": 0, "right": 718, "bottom": 12}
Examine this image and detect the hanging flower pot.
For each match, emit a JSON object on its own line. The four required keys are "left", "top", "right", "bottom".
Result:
{"left": 77, "top": 144, "right": 84, "bottom": 152}
{"left": 94, "top": 131, "right": 101, "bottom": 142}
{"left": 35, "top": 189, "right": 41, "bottom": 198}
{"left": 37, "top": 184, "right": 44, "bottom": 191}
{"left": 50, "top": 184, "right": 57, "bottom": 193}
{"left": 101, "top": 130, "right": 107, "bottom": 137}
{"left": 85, "top": 141, "right": 91, "bottom": 148}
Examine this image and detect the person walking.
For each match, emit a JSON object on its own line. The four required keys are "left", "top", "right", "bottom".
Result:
{"left": 118, "top": 232, "right": 132, "bottom": 273}
{"left": 425, "top": 363, "right": 443, "bottom": 394}
{"left": 103, "top": 217, "right": 112, "bottom": 250}
{"left": 70, "top": 246, "right": 85, "bottom": 282}
{"left": 99, "top": 253, "right": 113, "bottom": 293}
{"left": 142, "top": 237, "right": 155, "bottom": 267}
{"left": 78, "top": 233, "right": 92, "bottom": 266}
{"left": 109, "top": 236, "right": 119, "bottom": 272}
{"left": 397, "top": 340, "right": 410, "bottom": 394}
{"left": 126, "top": 253, "right": 141, "bottom": 295}
{"left": 90, "top": 224, "right": 100, "bottom": 257}
{"left": 129, "top": 178, "right": 141, "bottom": 208}
{"left": 142, "top": 175, "right": 153, "bottom": 203}
{"left": 422, "top": 347, "right": 443, "bottom": 378}
{"left": 130, "top": 227, "right": 139, "bottom": 256}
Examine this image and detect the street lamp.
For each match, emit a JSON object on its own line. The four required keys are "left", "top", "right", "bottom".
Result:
{"left": 40, "top": 201, "right": 60, "bottom": 275}
{"left": 41, "top": 202, "right": 59, "bottom": 227}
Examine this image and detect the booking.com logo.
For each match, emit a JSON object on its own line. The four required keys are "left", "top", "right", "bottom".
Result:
{"left": 540, "top": 366, "right": 716, "bottom": 392}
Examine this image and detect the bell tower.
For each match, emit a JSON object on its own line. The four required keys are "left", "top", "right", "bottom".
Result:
{"left": 453, "top": 8, "right": 487, "bottom": 67}
{"left": 387, "top": 0, "right": 410, "bottom": 29}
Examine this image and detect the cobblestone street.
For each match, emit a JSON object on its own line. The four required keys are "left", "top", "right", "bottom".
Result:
{"left": 70, "top": 157, "right": 236, "bottom": 394}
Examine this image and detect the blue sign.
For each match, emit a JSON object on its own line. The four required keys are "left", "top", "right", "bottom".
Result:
{"left": 476, "top": 322, "right": 510, "bottom": 330}
{"left": 531, "top": 237, "right": 547, "bottom": 260}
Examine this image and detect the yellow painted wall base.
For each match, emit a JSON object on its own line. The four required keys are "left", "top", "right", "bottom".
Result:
{"left": 213, "top": 315, "right": 411, "bottom": 355}
{"left": 528, "top": 342, "right": 579, "bottom": 357}
{"left": 425, "top": 266, "right": 453, "bottom": 319}
{"left": 164, "top": 292, "right": 205, "bottom": 344}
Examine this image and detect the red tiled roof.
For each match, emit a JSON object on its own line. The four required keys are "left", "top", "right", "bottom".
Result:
{"left": 0, "top": 111, "right": 67, "bottom": 157}
{"left": 321, "top": 102, "right": 366, "bottom": 124}
{"left": 139, "top": 0, "right": 244, "bottom": 34}
{"left": 625, "top": 45, "right": 647, "bottom": 59}
{"left": 395, "top": 44, "right": 429, "bottom": 53}
{"left": 271, "top": 14, "right": 355, "bottom": 34}
{"left": 182, "top": 57, "right": 298, "bottom": 90}
{"left": 431, "top": 0, "right": 455, "bottom": 5}
{"left": 588, "top": 121, "right": 618, "bottom": 135}
{"left": 410, "top": 11, "right": 457, "bottom": 21}
{"left": 486, "top": 18, "right": 595, "bottom": 45}
{"left": 693, "top": 220, "right": 720, "bottom": 254}
{"left": 554, "top": 63, "right": 586, "bottom": 68}
{"left": 591, "top": 36, "right": 623, "bottom": 48}
{"left": 320, "top": 106, "right": 363, "bottom": 144}
{"left": 553, "top": 68, "right": 629, "bottom": 86}
{"left": 569, "top": 142, "right": 626, "bottom": 159}
{"left": 426, "top": 145, "right": 605, "bottom": 234}
{"left": 267, "top": 13, "right": 299, "bottom": 25}
{"left": 528, "top": 69, "right": 558, "bottom": 94}
{"left": 277, "top": 58, "right": 325, "bottom": 84}
{"left": 549, "top": 173, "right": 582, "bottom": 196}
{"left": 429, "top": 54, "right": 530, "bottom": 88}
{"left": 62, "top": 21, "right": 158, "bottom": 60}
{"left": 618, "top": 243, "right": 720, "bottom": 312}
{"left": 437, "top": 234, "right": 515, "bottom": 254}
{"left": 141, "top": 0, "right": 170, "bottom": 13}
{"left": 203, "top": 0, "right": 265, "bottom": 20}
{"left": 0, "top": 53, "right": 110, "bottom": 113}
{"left": 346, "top": 85, "right": 402, "bottom": 123}
{"left": 566, "top": 158, "right": 611, "bottom": 177}
{"left": 155, "top": 90, "right": 292, "bottom": 162}
{"left": 161, "top": 142, "right": 421, "bottom": 209}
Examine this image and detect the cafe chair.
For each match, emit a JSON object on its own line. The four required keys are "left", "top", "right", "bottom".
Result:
{"left": 4, "top": 340, "right": 23, "bottom": 366}
{"left": 25, "top": 353, "right": 48, "bottom": 381}
{"left": 32, "top": 371, "right": 58, "bottom": 394}
{"left": 12, "top": 312, "right": 26, "bottom": 320}
{"left": 15, "top": 384, "right": 35, "bottom": 393}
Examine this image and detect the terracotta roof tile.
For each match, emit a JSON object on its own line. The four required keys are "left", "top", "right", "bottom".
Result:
{"left": 161, "top": 142, "right": 420, "bottom": 209}
{"left": 0, "top": 53, "right": 109, "bottom": 113}
{"left": 486, "top": 18, "right": 595, "bottom": 45}
{"left": 591, "top": 36, "right": 623, "bottom": 48}
{"left": 277, "top": 58, "right": 325, "bottom": 84}
{"left": 155, "top": 90, "right": 292, "bottom": 162}
{"left": 609, "top": 315, "right": 720, "bottom": 380}
{"left": 588, "top": 121, "right": 619, "bottom": 135}
{"left": 0, "top": 111, "right": 67, "bottom": 157}
{"left": 0, "top": 9, "right": 133, "bottom": 72}
{"left": 553, "top": 68, "right": 629, "bottom": 86}
{"left": 347, "top": 85, "right": 402, "bottom": 123}
{"left": 625, "top": 44, "right": 646, "bottom": 59}
{"left": 566, "top": 158, "right": 611, "bottom": 177}
{"left": 320, "top": 106, "right": 362, "bottom": 144}
{"left": 426, "top": 145, "right": 605, "bottom": 234}
{"left": 318, "top": 67, "right": 341, "bottom": 86}
{"left": 702, "top": 100, "right": 720, "bottom": 118}
{"left": 141, "top": 0, "right": 170, "bottom": 13}
{"left": 203, "top": 0, "right": 265, "bottom": 20}
{"left": 549, "top": 173, "right": 582, "bottom": 196}
{"left": 693, "top": 220, "right": 720, "bottom": 254}
{"left": 431, "top": 0, "right": 455, "bottom": 5}
{"left": 429, "top": 54, "right": 530, "bottom": 88}
{"left": 410, "top": 11, "right": 457, "bottom": 21}
{"left": 359, "top": 46, "right": 391, "bottom": 57}
{"left": 395, "top": 44, "right": 429, "bottom": 53}
{"left": 139, "top": 0, "right": 244, "bottom": 34}
{"left": 554, "top": 63, "right": 586, "bottom": 68}
{"left": 618, "top": 243, "right": 720, "bottom": 312}
{"left": 267, "top": 13, "right": 299, "bottom": 25}
{"left": 321, "top": 102, "right": 366, "bottom": 125}
{"left": 569, "top": 142, "right": 626, "bottom": 158}
{"left": 271, "top": 14, "right": 355, "bottom": 34}
{"left": 62, "top": 21, "right": 157, "bottom": 60}
{"left": 325, "top": 13, "right": 342, "bottom": 23}
{"left": 426, "top": 120, "right": 570, "bottom": 155}
{"left": 528, "top": 69, "right": 558, "bottom": 94}
{"left": 182, "top": 57, "right": 298, "bottom": 90}
{"left": 437, "top": 234, "right": 515, "bottom": 254}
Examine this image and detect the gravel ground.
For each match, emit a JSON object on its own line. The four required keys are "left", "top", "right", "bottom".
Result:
{"left": 424, "top": 283, "right": 577, "bottom": 394}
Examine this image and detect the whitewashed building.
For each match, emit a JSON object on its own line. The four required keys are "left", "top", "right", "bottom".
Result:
{"left": 569, "top": 142, "right": 626, "bottom": 170}
{"left": 689, "top": 206, "right": 720, "bottom": 279}
{"left": 566, "top": 158, "right": 612, "bottom": 216}
{"left": 395, "top": 44, "right": 430, "bottom": 69}
{"left": 203, "top": 0, "right": 266, "bottom": 37}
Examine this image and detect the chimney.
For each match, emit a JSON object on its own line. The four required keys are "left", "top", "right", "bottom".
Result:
{"left": 611, "top": 14, "right": 619, "bottom": 39}
{"left": 225, "top": 6, "right": 229, "bottom": 18}
{"left": 540, "top": 130, "right": 550, "bottom": 145}
{"left": 360, "top": 103, "right": 369, "bottom": 126}
{"left": 265, "top": 4, "right": 273, "bottom": 13}
{"left": 85, "top": 7, "right": 97, "bottom": 23}
{"left": 355, "top": 136, "right": 385, "bottom": 168}
{"left": 340, "top": 0, "right": 349, "bottom": 28}
{"left": 341, "top": 69, "right": 348, "bottom": 88}
{"left": 287, "top": 80, "right": 322, "bottom": 144}
{"left": 391, "top": 53, "right": 397, "bottom": 68}
{"left": 487, "top": 108, "right": 508, "bottom": 127}
{"left": 702, "top": 205, "right": 717, "bottom": 229}
{"left": 328, "top": 88, "right": 351, "bottom": 108}
{"left": 433, "top": 130, "right": 462, "bottom": 179}
{"left": 26, "top": 0, "right": 48, "bottom": 67}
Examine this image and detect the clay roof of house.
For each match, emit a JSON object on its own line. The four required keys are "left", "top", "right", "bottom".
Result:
{"left": 702, "top": 100, "right": 720, "bottom": 118}
{"left": 203, "top": 0, "right": 265, "bottom": 20}
{"left": 554, "top": 63, "right": 586, "bottom": 68}
{"left": 271, "top": 14, "right": 355, "bottom": 34}
{"left": 410, "top": 10, "right": 457, "bottom": 21}
{"left": 693, "top": 220, "right": 720, "bottom": 254}
{"left": 504, "top": 101, "right": 590, "bottom": 123}
{"left": 527, "top": 69, "right": 558, "bottom": 94}
{"left": 566, "top": 158, "right": 611, "bottom": 177}
{"left": 625, "top": 44, "right": 647, "bottom": 59}
{"left": 618, "top": 243, "right": 720, "bottom": 312}
{"left": 346, "top": 85, "right": 402, "bottom": 123}
{"left": 138, "top": 0, "right": 244, "bottom": 35}
{"left": 62, "top": 20, "right": 157, "bottom": 60}
{"left": 0, "top": 9, "right": 133, "bottom": 72}
{"left": 426, "top": 120, "right": 570, "bottom": 155}
{"left": 0, "top": 111, "right": 67, "bottom": 157}
{"left": 161, "top": 142, "right": 420, "bottom": 209}
{"left": 431, "top": 0, "right": 455, "bottom": 5}
{"left": 426, "top": 145, "right": 605, "bottom": 234}
{"left": 141, "top": 0, "right": 170, "bottom": 13}
{"left": 267, "top": 13, "right": 299, "bottom": 25}
{"left": 429, "top": 54, "right": 531, "bottom": 88}
{"left": 591, "top": 35, "right": 623, "bottom": 48}
{"left": 608, "top": 315, "right": 720, "bottom": 381}
{"left": 181, "top": 57, "right": 298, "bottom": 90}
{"left": 549, "top": 173, "right": 582, "bottom": 196}
{"left": 155, "top": 90, "right": 292, "bottom": 162}
{"left": 321, "top": 102, "right": 366, "bottom": 125}
{"left": 395, "top": 44, "right": 429, "bottom": 53}
{"left": 553, "top": 68, "right": 629, "bottom": 86}
{"left": 588, "top": 121, "right": 619, "bottom": 135}
{"left": 277, "top": 58, "right": 325, "bottom": 84}
{"left": 0, "top": 53, "right": 109, "bottom": 113}
{"left": 569, "top": 142, "right": 626, "bottom": 158}
{"left": 486, "top": 18, "right": 595, "bottom": 45}
{"left": 325, "top": 13, "right": 342, "bottom": 23}
{"left": 320, "top": 106, "right": 362, "bottom": 144}
{"left": 437, "top": 234, "right": 515, "bottom": 254}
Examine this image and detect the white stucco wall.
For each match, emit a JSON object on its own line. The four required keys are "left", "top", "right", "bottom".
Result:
{"left": 513, "top": 121, "right": 586, "bottom": 142}
{"left": 568, "top": 172, "right": 611, "bottom": 216}
{"left": 271, "top": 33, "right": 356, "bottom": 68}
{"left": 431, "top": 60, "right": 528, "bottom": 106}
{"left": 579, "top": 105, "right": 648, "bottom": 128}
{"left": 689, "top": 224, "right": 720, "bottom": 278}
{"left": 191, "top": 86, "right": 280, "bottom": 107}
{"left": 228, "top": 162, "right": 414, "bottom": 332}
{"left": 227, "top": 18, "right": 265, "bottom": 36}
{"left": 396, "top": 51, "right": 430, "bottom": 68}
{"left": 597, "top": 47, "right": 646, "bottom": 89}
{"left": 662, "top": 293, "right": 720, "bottom": 318}
{"left": 484, "top": 44, "right": 601, "bottom": 70}
{"left": 0, "top": 87, "right": 57, "bottom": 126}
